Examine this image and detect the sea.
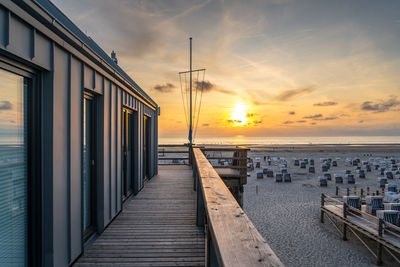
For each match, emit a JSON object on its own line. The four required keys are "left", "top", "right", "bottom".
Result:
{"left": 159, "top": 136, "right": 400, "bottom": 145}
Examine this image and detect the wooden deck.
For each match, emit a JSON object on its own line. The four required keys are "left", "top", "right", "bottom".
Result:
{"left": 323, "top": 204, "right": 400, "bottom": 253}
{"left": 74, "top": 165, "right": 205, "bottom": 267}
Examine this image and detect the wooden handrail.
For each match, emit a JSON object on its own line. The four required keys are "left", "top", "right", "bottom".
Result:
{"left": 193, "top": 148, "right": 283, "bottom": 267}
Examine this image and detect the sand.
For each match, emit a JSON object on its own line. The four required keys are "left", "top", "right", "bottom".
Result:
{"left": 244, "top": 145, "right": 400, "bottom": 267}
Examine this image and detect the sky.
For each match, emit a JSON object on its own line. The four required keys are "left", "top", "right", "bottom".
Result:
{"left": 52, "top": 0, "right": 400, "bottom": 138}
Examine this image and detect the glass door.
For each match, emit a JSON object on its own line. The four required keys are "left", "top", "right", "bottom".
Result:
{"left": 83, "top": 93, "right": 96, "bottom": 241}
{"left": 0, "top": 68, "right": 28, "bottom": 266}
{"left": 143, "top": 116, "right": 151, "bottom": 182}
{"left": 122, "top": 108, "right": 133, "bottom": 200}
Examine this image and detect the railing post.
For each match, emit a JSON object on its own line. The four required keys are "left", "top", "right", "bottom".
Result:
{"left": 205, "top": 225, "right": 219, "bottom": 267}
{"left": 377, "top": 219, "right": 383, "bottom": 265}
{"left": 196, "top": 177, "right": 205, "bottom": 227}
{"left": 320, "top": 194, "right": 325, "bottom": 223}
{"left": 189, "top": 145, "right": 193, "bottom": 166}
{"left": 342, "top": 203, "right": 348, "bottom": 241}
{"left": 346, "top": 188, "right": 350, "bottom": 196}
{"left": 336, "top": 186, "right": 339, "bottom": 196}
{"left": 193, "top": 158, "right": 197, "bottom": 191}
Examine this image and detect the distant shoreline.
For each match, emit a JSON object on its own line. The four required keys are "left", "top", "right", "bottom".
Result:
{"left": 159, "top": 143, "right": 400, "bottom": 152}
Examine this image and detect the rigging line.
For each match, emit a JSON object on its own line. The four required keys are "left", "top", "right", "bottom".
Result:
{"left": 194, "top": 70, "right": 201, "bottom": 140}
{"left": 194, "top": 70, "right": 205, "bottom": 139}
{"left": 184, "top": 72, "right": 190, "bottom": 129}
{"left": 192, "top": 70, "right": 199, "bottom": 135}
{"left": 183, "top": 73, "right": 189, "bottom": 128}
{"left": 193, "top": 70, "right": 200, "bottom": 133}
{"left": 179, "top": 73, "right": 189, "bottom": 128}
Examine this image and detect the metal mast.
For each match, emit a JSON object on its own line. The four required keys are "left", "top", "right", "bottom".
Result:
{"left": 178, "top": 38, "right": 205, "bottom": 147}
{"left": 189, "top": 37, "right": 193, "bottom": 146}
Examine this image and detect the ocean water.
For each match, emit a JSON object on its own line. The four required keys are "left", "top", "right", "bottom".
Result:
{"left": 159, "top": 136, "right": 400, "bottom": 145}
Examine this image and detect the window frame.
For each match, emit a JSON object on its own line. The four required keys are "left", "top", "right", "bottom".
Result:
{"left": 0, "top": 56, "right": 42, "bottom": 267}
{"left": 82, "top": 90, "right": 98, "bottom": 243}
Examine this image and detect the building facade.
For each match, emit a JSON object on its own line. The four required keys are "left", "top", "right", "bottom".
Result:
{"left": 0, "top": 0, "right": 158, "bottom": 266}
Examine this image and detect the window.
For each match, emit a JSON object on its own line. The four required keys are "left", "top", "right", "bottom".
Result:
{"left": 0, "top": 67, "right": 30, "bottom": 266}
{"left": 122, "top": 108, "right": 134, "bottom": 200}
{"left": 83, "top": 92, "right": 97, "bottom": 241}
{"left": 143, "top": 115, "right": 151, "bottom": 181}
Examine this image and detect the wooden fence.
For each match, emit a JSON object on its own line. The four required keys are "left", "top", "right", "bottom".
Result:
{"left": 192, "top": 147, "right": 283, "bottom": 267}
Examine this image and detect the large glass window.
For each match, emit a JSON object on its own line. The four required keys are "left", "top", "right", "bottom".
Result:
{"left": 122, "top": 108, "right": 134, "bottom": 200}
{"left": 83, "top": 93, "right": 96, "bottom": 241}
{"left": 0, "top": 68, "right": 28, "bottom": 266}
{"left": 143, "top": 116, "right": 151, "bottom": 182}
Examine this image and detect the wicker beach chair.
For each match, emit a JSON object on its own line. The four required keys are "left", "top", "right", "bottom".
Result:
{"left": 343, "top": 196, "right": 361, "bottom": 210}
{"left": 376, "top": 210, "right": 400, "bottom": 226}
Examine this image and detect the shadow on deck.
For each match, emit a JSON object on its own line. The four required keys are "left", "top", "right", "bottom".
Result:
{"left": 74, "top": 165, "right": 205, "bottom": 267}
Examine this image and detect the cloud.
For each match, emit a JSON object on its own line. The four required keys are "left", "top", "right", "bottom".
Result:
{"left": 303, "top": 113, "right": 338, "bottom": 121}
{"left": 303, "top": 114, "right": 323, "bottom": 119}
{"left": 314, "top": 116, "right": 338, "bottom": 121}
{"left": 311, "top": 122, "right": 316, "bottom": 125}
{"left": 359, "top": 120, "right": 364, "bottom": 123}
{"left": 283, "top": 121, "right": 294, "bottom": 124}
{"left": 314, "top": 101, "right": 338, "bottom": 107}
{"left": 194, "top": 81, "right": 232, "bottom": 94}
{"left": 275, "top": 87, "right": 314, "bottom": 101}
{"left": 0, "top": 101, "right": 12, "bottom": 110}
{"left": 296, "top": 120, "right": 307, "bottom": 123}
{"left": 361, "top": 96, "right": 400, "bottom": 113}
{"left": 202, "top": 123, "right": 210, "bottom": 127}
{"left": 153, "top": 83, "right": 175, "bottom": 92}
{"left": 289, "top": 111, "right": 295, "bottom": 115}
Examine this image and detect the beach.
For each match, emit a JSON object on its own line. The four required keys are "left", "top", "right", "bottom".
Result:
{"left": 244, "top": 144, "right": 400, "bottom": 267}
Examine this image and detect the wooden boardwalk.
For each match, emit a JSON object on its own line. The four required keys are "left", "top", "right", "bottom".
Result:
{"left": 74, "top": 165, "right": 205, "bottom": 267}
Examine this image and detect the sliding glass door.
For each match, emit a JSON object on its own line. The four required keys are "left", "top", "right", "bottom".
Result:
{"left": 143, "top": 116, "right": 151, "bottom": 182}
{"left": 122, "top": 108, "right": 134, "bottom": 200}
{"left": 0, "top": 68, "right": 28, "bottom": 266}
{"left": 83, "top": 93, "right": 96, "bottom": 241}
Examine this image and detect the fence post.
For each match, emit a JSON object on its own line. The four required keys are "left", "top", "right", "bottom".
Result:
{"left": 196, "top": 177, "right": 205, "bottom": 227}
{"left": 361, "top": 188, "right": 364, "bottom": 197}
{"left": 189, "top": 145, "right": 193, "bottom": 166}
{"left": 377, "top": 219, "right": 383, "bottom": 265}
{"left": 320, "top": 194, "right": 325, "bottom": 223}
{"left": 342, "top": 203, "right": 348, "bottom": 241}
{"left": 336, "top": 186, "right": 339, "bottom": 196}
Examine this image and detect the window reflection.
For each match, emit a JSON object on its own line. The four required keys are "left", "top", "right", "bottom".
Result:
{"left": 0, "top": 68, "right": 28, "bottom": 266}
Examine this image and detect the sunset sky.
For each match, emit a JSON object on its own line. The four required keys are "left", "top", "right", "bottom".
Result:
{"left": 53, "top": 0, "right": 400, "bottom": 139}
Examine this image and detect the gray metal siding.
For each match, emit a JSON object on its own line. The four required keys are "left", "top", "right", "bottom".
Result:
{"left": 0, "top": 3, "right": 159, "bottom": 266}
{"left": 117, "top": 87, "right": 122, "bottom": 213}
{"left": 69, "top": 55, "right": 83, "bottom": 260}
{"left": 52, "top": 45, "right": 69, "bottom": 266}
{"left": 103, "top": 79, "right": 111, "bottom": 225}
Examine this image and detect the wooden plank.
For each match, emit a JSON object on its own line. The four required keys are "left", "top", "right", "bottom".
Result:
{"left": 216, "top": 168, "right": 241, "bottom": 178}
{"left": 74, "top": 166, "right": 205, "bottom": 266}
{"left": 193, "top": 148, "right": 283, "bottom": 267}
{"left": 323, "top": 204, "right": 400, "bottom": 253}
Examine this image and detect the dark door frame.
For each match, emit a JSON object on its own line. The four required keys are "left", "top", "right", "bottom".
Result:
{"left": 82, "top": 91, "right": 97, "bottom": 242}
{"left": 0, "top": 56, "right": 42, "bottom": 267}
{"left": 143, "top": 115, "right": 152, "bottom": 182}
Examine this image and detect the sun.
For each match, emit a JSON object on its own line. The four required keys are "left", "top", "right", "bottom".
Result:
{"left": 231, "top": 102, "right": 248, "bottom": 127}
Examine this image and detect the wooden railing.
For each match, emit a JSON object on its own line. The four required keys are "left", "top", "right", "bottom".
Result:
{"left": 192, "top": 148, "right": 284, "bottom": 267}
{"left": 321, "top": 194, "right": 400, "bottom": 264}
{"left": 200, "top": 146, "right": 249, "bottom": 207}
{"left": 158, "top": 144, "right": 189, "bottom": 165}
